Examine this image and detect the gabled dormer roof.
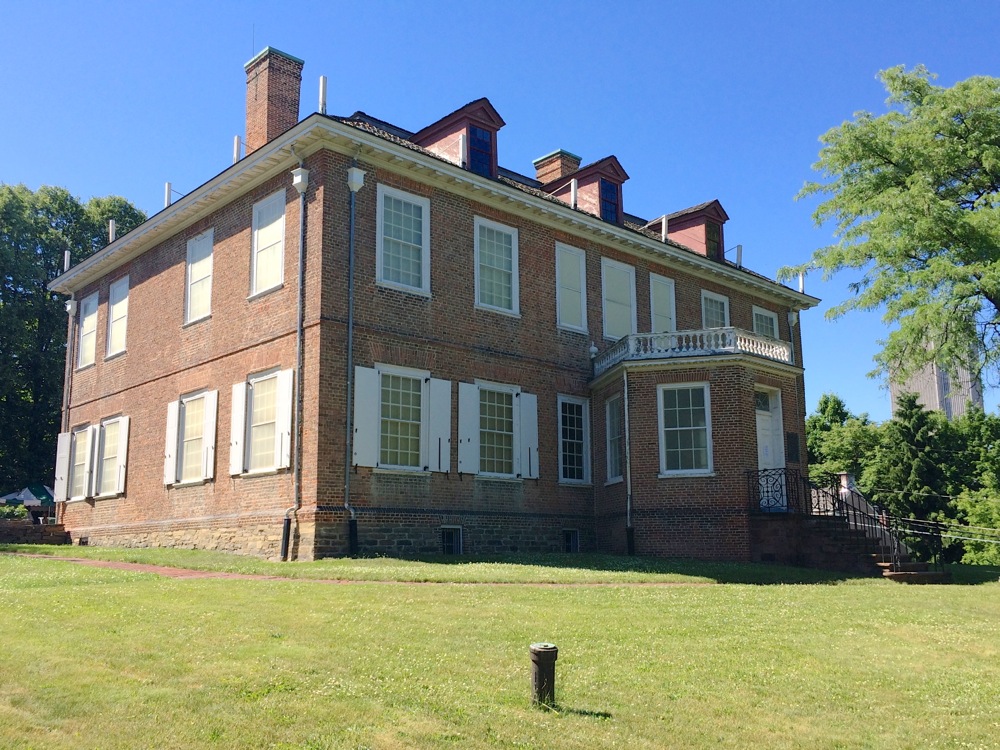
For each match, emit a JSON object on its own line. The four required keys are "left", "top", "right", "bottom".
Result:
{"left": 540, "top": 155, "right": 629, "bottom": 191}
{"left": 410, "top": 97, "right": 506, "bottom": 146}
{"left": 664, "top": 198, "right": 729, "bottom": 223}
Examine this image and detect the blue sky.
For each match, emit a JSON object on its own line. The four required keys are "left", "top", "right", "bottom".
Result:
{"left": 3, "top": 1, "right": 998, "bottom": 421}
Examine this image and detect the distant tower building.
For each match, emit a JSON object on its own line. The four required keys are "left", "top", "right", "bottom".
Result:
{"left": 889, "top": 362, "right": 984, "bottom": 419}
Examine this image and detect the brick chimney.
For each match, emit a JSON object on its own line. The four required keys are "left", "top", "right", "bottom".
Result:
{"left": 244, "top": 47, "right": 304, "bottom": 154}
{"left": 532, "top": 149, "right": 582, "bottom": 184}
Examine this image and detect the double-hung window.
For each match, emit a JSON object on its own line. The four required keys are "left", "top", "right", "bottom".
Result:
{"left": 251, "top": 191, "right": 285, "bottom": 296}
{"left": 601, "top": 258, "right": 636, "bottom": 340}
{"left": 701, "top": 290, "right": 730, "bottom": 329}
{"left": 558, "top": 396, "right": 590, "bottom": 484}
{"left": 352, "top": 365, "right": 451, "bottom": 473}
{"left": 556, "top": 243, "right": 587, "bottom": 332}
{"left": 600, "top": 179, "right": 619, "bottom": 224}
{"left": 67, "top": 427, "right": 92, "bottom": 500}
{"left": 606, "top": 395, "right": 623, "bottom": 483}
{"left": 54, "top": 417, "right": 130, "bottom": 501}
{"left": 376, "top": 185, "right": 431, "bottom": 295}
{"left": 474, "top": 217, "right": 519, "bottom": 314}
{"left": 186, "top": 229, "right": 213, "bottom": 323}
{"left": 106, "top": 276, "right": 129, "bottom": 357}
{"left": 164, "top": 390, "right": 219, "bottom": 484}
{"left": 658, "top": 384, "right": 712, "bottom": 475}
{"left": 752, "top": 306, "right": 779, "bottom": 339}
{"left": 96, "top": 416, "right": 129, "bottom": 496}
{"left": 706, "top": 221, "right": 722, "bottom": 261}
{"left": 229, "top": 369, "right": 294, "bottom": 475}
{"left": 650, "top": 273, "right": 676, "bottom": 333}
{"left": 77, "top": 292, "right": 98, "bottom": 368}
{"left": 468, "top": 125, "right": 493, "bottom": 178}
{"left": 457, "top": 381, "right": 538, "bottom": 479}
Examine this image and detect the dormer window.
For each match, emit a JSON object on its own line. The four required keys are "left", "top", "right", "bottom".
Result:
{"left": 469, "top": 125, "right": 493, "bottom": 178}
{"left": 706, "top": 221, "right": 721, "bottom": 261}
{"left": 600, "top": 179, "right": 619, "bottom": 224}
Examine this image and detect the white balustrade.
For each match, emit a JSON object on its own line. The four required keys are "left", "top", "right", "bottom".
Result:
{"left": 593, "top": 327, "right": 794, "bottom": 376}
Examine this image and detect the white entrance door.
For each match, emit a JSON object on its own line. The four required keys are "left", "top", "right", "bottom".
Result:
{"left": 755, "top": 389, "right": 786, "bottom": 510}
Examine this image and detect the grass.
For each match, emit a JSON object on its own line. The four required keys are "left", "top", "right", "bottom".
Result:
{"left": 1, "top": 549, "right": 998, "bottom": 749}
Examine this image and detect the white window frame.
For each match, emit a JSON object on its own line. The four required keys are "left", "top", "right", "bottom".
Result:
{"left": 105, "top": 276, "right": 129, "bottom": 357}
{"left": 95, "top": 415, "right": 130, "bottom": 497}
{"left": 474, "top": 216, "right": 520, "bottom": 315}
{"left": 230, "top": 368, "right": 294, "bottom": 475}
{"left": 476, "top": 381, "right": 520, "bottom": 478}
{"left": 376, "top": 184, "right": 431, "bottom": 296}
{"left": 605, "top": 395, "right": 624, "bottom": 484}
{"left": 250, "top": 190, "right": 285, "bottom": 297}
{"left": 752, "top": 305, "right": 780, "bottom": 339}
{"left": 457, "top": 381, "right": 538, "bottom": 479}
{"left": 77, "top": 292, "right": 98, "bottom": 368}
{"left": 165, "top": 390, "right": 218, "bottom": 485}
{"left": 601, "top": 258, "right": 637, "bottom": 341}
{"left": 555, "top": 243, "right": 587, "bottom": 333}
{"left": 376, "top": 363, "right": 431, "bottom": 471}
{"left": 701, "top": 290, "right": 730, "bottom": 329}
{"left": 557, "top": 395, "right": 591, "bottom": 485}
{"left": 67, "top": 425, "right": 94, "bottom": 500}
{"left": 185, "top": 229, "right": 214, "bottom": 323}
{"left": 657, "top": 383, "right": 713, "bottom": 477}
{"left": 650, "top": 273, "right": 677, "bottom": 333}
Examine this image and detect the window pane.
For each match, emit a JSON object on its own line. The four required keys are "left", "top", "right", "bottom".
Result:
{"left": 253, "top": 198, "right": 283, "bottom": 294}
{"left": 651, "top": 278, "right": 674, "bottom": 333}
{"left": 661, "top": 386, "right": 709, "bottom": 472}
{"left": 99, "top": 420, "right": 120, "bottom": 495}
{"left": 603, "top": 264, "right": 633, "bottom": 339}
{"left": 560, "top": 400, "right": 586, "bottom": 482}
{"left": 78, "top": 295, "right": 98, "bottom": 367}
{"left": 107, "top": 279, "right": 128, "bottom": 355}
{"left": 480, "top": 389, "right": 514, "bottom": 474}
{"left": 187, "top": 234, "right": 213, "bottom": 321}
{"left": 703, "top": 295, "right": 728, "bottom": 328}
{"left": 380, "top": 374, "right": 422, "bottom": 468}
{"left": 478, "top": 225, "right": 514, "bottom": 310}
{"left": 607, "top": 397, "right": 623, "bottom": 479}
{"left": 755, "top": 311, "right": 777, "bottom": 338}
{"left": 249, "top": 376, "right": 277, "bottom": 471}
{"left": 557, "top": 248, "right": 584, "bottom": 329}
{"left": 70, "top": 429, "right": 89, "bottom": 498}
{"left": 179, "top": 396, "right": 205, "bottom": 482}
{"left": 381, "top": 194, "right": 424, "bottom": 289}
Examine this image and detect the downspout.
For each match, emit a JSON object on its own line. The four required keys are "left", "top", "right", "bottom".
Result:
{"left": 282, "top": 154, "right": 310, "bottom": 561}
{"left": 59, "top": 294, "right": 77, "bottom": 525}
{"left": 623, "top": 368, "right": 635, "bottom": 555}
{"left": 343, "top": 160, "right": 366, "bottom": 555}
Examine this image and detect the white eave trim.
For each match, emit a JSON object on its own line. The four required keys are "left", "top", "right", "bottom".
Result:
{"left": 50, "top": 113, "right": 819, "bottom": 309}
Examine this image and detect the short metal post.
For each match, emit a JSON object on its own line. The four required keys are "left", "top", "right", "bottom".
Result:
{"left": 530, "top": 642, "right": 558, "bottom": 706}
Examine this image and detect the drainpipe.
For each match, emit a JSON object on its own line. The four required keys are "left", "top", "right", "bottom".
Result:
{"left": 59, "top": 294, "right": 77, "bottom": 525}
{"left": 282, "top": 154, "right": 310, "bottom": 562}
{"left": 344, "top": 161, "right": 366, "bottom": 555}
{"left": 623, "top": 368, "right": 635, "bottom": 555}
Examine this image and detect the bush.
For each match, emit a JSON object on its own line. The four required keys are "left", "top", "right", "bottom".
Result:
{"left": 0, "top": 504, "right": 29, "bottom": 521}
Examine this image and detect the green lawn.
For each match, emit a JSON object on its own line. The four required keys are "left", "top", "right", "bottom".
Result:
{"left": 1, "top": 550, "right": 998, "bottom": 749}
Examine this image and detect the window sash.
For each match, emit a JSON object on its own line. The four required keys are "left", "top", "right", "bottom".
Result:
{"left": 69, "top": 428, "right": 89, "bottom": 499}
{"left": 606, "top": 396, "right": 623, "bottom": 480}
{"left": 479, "top": 388, "right": 515, "bottom": 475}
{"left": 379, "top": 373, "right": 423, "bottom": 468}
{"left": 97, "top": 419, "right": 121, "bottom": 495}
{"left": 559, "top": 397, "right": 589, "bottom": 483}
{"left": 660, "top": 385, "right": 711, "bottom": 473}
{"left": 106, "top": 277, "right": 128, "bottom": 356}
{"left": 600, "top": 179, "right": 618, "bottom": 223}
{"left": 178, "top": 395, "right": 206, "bottom": 482}
{"left": 701, "top": 291, "right": 729, "bottom": 329}
{"left": 753, "top": 307, "right": 779, "bottom": 339}
{"left": 186, "top": 231, "right": 213, "bottom": 322}
{"left": 650, "top": 274, "right": 676, "bottom": 333}
{"left": 602, "top": 260, "right": 635, "bottom": 340}
{"left": 475, "top": 218, "right": 518, "bottom": 313}
{"left": 468, "top": 125, "right": 492, "bottom": 177}
{"left": 78, "top": 293, "right": 98, "bottom": 367}
{"left": 247, "top": 375, "right": 278, "bottom": 471}
{"left": 252, "top": 193, "right": 284, "bottom": 295}
{"left": 556, "top": 244, "right": 586, "bottom": 331}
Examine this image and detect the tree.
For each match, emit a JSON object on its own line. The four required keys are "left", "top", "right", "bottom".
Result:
{"left": 783, "top": 66, "right": 1000, "bottom": 385}
{"left": 805, "top": 393, "right": 880, "bottom": 483}
{"left": 0, "top": 184, "right": 145, "bottom": 492}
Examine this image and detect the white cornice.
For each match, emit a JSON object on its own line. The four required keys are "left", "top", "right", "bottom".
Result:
{"left": 51, "top": 114, "right": 820, "bottom": 310}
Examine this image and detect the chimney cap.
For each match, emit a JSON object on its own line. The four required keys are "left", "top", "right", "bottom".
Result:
{"left": 532, "top": 148, "right": 582, "bottom": 168}
{"left": 245, "top": 46, "right": 304, "bottom": 71}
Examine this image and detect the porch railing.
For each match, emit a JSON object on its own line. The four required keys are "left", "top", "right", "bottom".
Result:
{"left": 593, "top": 328, "right": 794, "bottom": 377}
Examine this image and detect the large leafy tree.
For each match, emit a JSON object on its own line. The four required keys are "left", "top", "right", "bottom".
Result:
{"left": 804, "top": 393, "right": 880, "bottom": 483}
{"left": 784, "top": 66, "right": 1000, "bottom": 384}
{"left": 0, "top": 184, "right": 145, "bottom": 492}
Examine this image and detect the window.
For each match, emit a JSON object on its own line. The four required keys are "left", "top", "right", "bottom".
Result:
{"left": 701, "top": 290, "right": 730, "bottom": 329}
{"left": 658, "top": 384, "right": 712, "bottom": 475}
{"left": 376, "top": 185, "right": 431, "bottom": 295}
{"left": 352, "top": 366, "right": 451, "bottom": 473}
{"left": 600, "top": 179, "right": 619, "bottom": 223}
{"left": 441, "top": 526, "right": 463, "bottom": 554}
{"left": 475, "top": 217, "right": 519, "bottom": 314}
{"left": 229, "top": 369, "right": 294, "bottom": 475}
{"left": 556, "top": 244, "right": 587, "bottom": 332}
{"left": 558, "top": 396, "right": 590, "bottom": 484}
{"left": 96, "top": 417, "right": 124, "bottom": 495}
{"left": 601, "top": 258, "right": 636, "bottom": 340}
{"left": 68, "top": 427, "right": 91, "bottom": 500}
{"left": 563, "top": 529, "right": 580, "bottom": 553}
{"left": 468, "top": 125, "right": 493, "bottom": 178}
{"left": 457, "top": 382, "right": 538, "bottom": 478}
{"left": 77, "top": 292, "right": 98, "bottom": 368}
{"left": 706, "top": 221, "right": 722, "bottom": 260}
{"left": 606, "top": 395, "right": 623, "bottom": 482}
{"left": 753, "top": 306, "right": 779, "bottom": 339}
{"left": 105, "top": 276, "right": 129, "bottom": 357}
{"left": 650, "top": 273, "right": 676, "bottom": 333}
{"left": 164, "top": 391, "right": 219, "bottom": 485}
{"left": 251, "top": 191, "right": 285, "bottom": 296}
{"left": 186, "top": 229, "right": 213, "bottom": 323}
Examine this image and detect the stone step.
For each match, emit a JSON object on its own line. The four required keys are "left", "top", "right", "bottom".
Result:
{"left": 877, "top": 561, "right": 929, "bottom": 573}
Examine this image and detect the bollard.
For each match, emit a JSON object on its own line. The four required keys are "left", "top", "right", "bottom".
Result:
{"left": 529, "top": 642, "right": 558, "bottom": 706}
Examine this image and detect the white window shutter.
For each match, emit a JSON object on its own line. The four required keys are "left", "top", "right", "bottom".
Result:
{"left": 352, "top": 366, "right": 379, "bottom": 468}
{"left": 202, "top": 390, "right": 218, "bottom": 480}
{"left": 164, "top": 401, "right": 179, "bottom": 485}
{"left": 230, "top": 382, "right": 246, "bottom": 475}
{"left": 53, "top": 432, "right": 71, "bottom": 502}
{"left": 275, "top": 369, "right": 294, "bottom": 469}
{"left": 457, "top": 382, "right": 480, "bottom": 475}
{"left": 115, "top": 416, "right": 130, "bottom": 494}
{"left": 427, "top": 378, "right": 452, "bottom": 473}
{"left": 519, "top": 392, "right": 539, "bottom": 479}
{"left": 84, "top": 425, "right": 99, "bottom": 498}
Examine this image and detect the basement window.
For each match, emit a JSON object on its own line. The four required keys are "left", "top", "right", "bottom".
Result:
{"left": 441, "top": 526, "right": 463, "bottom": 555}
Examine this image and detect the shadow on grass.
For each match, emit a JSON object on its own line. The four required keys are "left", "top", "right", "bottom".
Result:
{"left": 946, "top": 564, "right": 1000, "bottom": 585}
